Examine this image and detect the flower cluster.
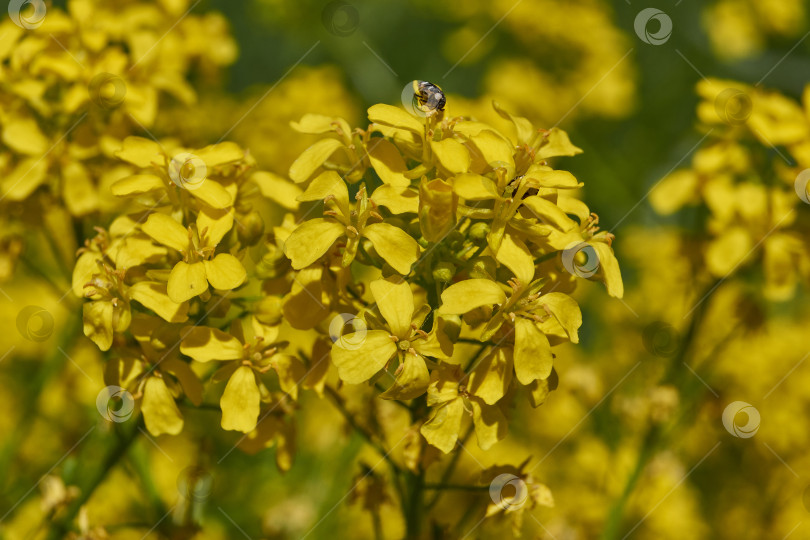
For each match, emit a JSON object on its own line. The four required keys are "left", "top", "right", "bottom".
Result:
{"left": 0, "top": 0, "right": 235, "bottom": 281}
{"left": 278, "top": 91, "right": 623, "bottom": 453}
{"left": 651, "top": 78, "right": 810, "bottom": 300}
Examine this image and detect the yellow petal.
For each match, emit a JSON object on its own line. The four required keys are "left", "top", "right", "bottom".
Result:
{"left": 591, "top": 242, "right": 624, "bottom": 298}
{"left": 539, "top": 292, "right": 581, "bottom": 344}
{"left": 523, "top": 166, "right": 582, "bottom": 189}
{"left": 362, "top": 222, "right": 419, "bottom": 275}
{"left": 204, "top": 253, "right": 246, "bottom": 290}
{"left": 468, "top": 347, "right": 513, "bottom": 405}
{"left": 370, "top": 276, "right": 415, "bottom": 338}
{"left": 141, "top": 213, "right": 188, "bottom": 251}
{"left": 1, "top": 157, "right": 48, "bottom": 201}
{"left": 650, "top": 170, "right": 698, "bottom": 215}
{"left": 367, "top": 103, "right": 424, "bottom": 134}
{"left": 380, "top": 351, "right": 430, "bottom": 400}
{"left": 471, "top": 130, "right": 514, "bottom": 171}
{"left": 2, "top": 117, "right": 48, "bottom": 155}
{"left": 297, "top": 170, "right": 350, "bottom": 216}
{"left": 188, "top": 179, "right": 233, "bottom": 209}
{"left": 180, "top": 326, "right": 244, "bottom": 362}
{"left": 283, "top": 218, "right": 345, "bottom": 269}
{"left": 522, "top": 196, "right": 577, "bottom": 231}
{"left": 220, "top": 366, "right": 260, "bottom": 433}
{"left": 250, "top": 171, "right": 302, "bottom": 211}
{"left": 73, "top": 251, "right": 101, "bottom": 297}
{"left": 167, "top": 261, "right": 208, "bottom": 303}
{"left": 62, "top": 160, "right": 98, "bottom": 216}
{"left": 197, "top": 207, "right": 234, "bottom": 248}
{"left": 128, "top": 281, "right": 189, "bottom": 323}
{"left": 196, "top": 142, "right": 244, "bottom": 167}
{"left": 471, "top": 399, "right": 507, "bottom": 451}
{"left": 431, "top": 138, "right": 470, "bottom": 174}
{"left": 492, "top": 101, "right": 536, "bottom": 144}
{"left": 110, "top": 173, "right": 164, "bottom": 199}
{"left": 291, "top": 113, "right": 351, "bottom": 137}
{"left": 370, "top": 184, "right": 419, "bottom": 214}
{"left": 331, "top": 329, "right": 397, "bottom": 384}
{"left": 367, "top": 138, "right": 411, "bottom": 187}
{"left": 115, "top": 136, "right": 164, "bottom": 168}
{"left": 282, "top": 266, "right": 330, "bottom": 330}
{"left": 420, "top": 398, "right": 464, "bottom": 453}
{"left": 535, "top": 128, "right": 583, "bottom": 159}
{"left": 271, "top": 354, "right": 307, "bottom": 400}
{"left": 162, "top": 358, "right": 203, "bottom": 407}
{"left": 142, "top": 376, "right": 184, "bottom": 436}
{"left": 453, "top": 173, "right": 497, "bottom": 200}
{"left": 289, "top": 138, "right": 344, "bottom": 183}
{"left": 513, "top": 318, "right": 552, "bottom": 385}
{"left": 83, "top": 301, "right": 114, "bottom": 351}
{"left": 439, "top": 279, "right": 506, "bottom": 315}
{"left": 495, "top": 232, "right": 534, "bottom": 286}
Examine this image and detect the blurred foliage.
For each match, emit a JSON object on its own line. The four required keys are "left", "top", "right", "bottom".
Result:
{"left": 2, "top": 0, "right": 810, "bottom": 539}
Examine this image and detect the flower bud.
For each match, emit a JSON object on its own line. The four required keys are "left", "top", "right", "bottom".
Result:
{"left": 432, "top": 261, "right": 456, "bottom": 283}
{"left": 255, "top": 244, "right": 290, "bottom": 279}
{"left": 468, "top": 222, "right": 490, "bottom": 242}
{"left": 237, "top": 211, "right": 264, "bottom": 246}
{"left": 255, "top": 296, "right": 283, "bottom": 326}
{"left": 419, "top": 178, "right": 457, "bottom": 242}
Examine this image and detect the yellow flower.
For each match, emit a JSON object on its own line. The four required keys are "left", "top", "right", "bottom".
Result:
{"left": 140, "top": 210, "right": 246, "bottom": 303}
{"left": 331, "top": 276, "right": 452, "bottom": 399}
{"left": 180, "top": 317, "right": 305, "bottom": 433}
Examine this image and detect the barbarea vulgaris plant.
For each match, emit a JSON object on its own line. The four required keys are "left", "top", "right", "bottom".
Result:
{"left": 74, "top": 80, "right": 623, "bottom": 533}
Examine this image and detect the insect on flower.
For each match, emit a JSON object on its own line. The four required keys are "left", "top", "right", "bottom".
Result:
{"left": 414, "top": 80, "right": 446, "bottom": 116}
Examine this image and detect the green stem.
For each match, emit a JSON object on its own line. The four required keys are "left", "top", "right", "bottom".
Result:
{"left": 424, "top": 483, "right": 489, "bottom": 491}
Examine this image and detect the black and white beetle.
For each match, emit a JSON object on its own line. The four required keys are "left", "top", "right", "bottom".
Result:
{"left": 413, "top": 80, "right": 446, "bottom": 115}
